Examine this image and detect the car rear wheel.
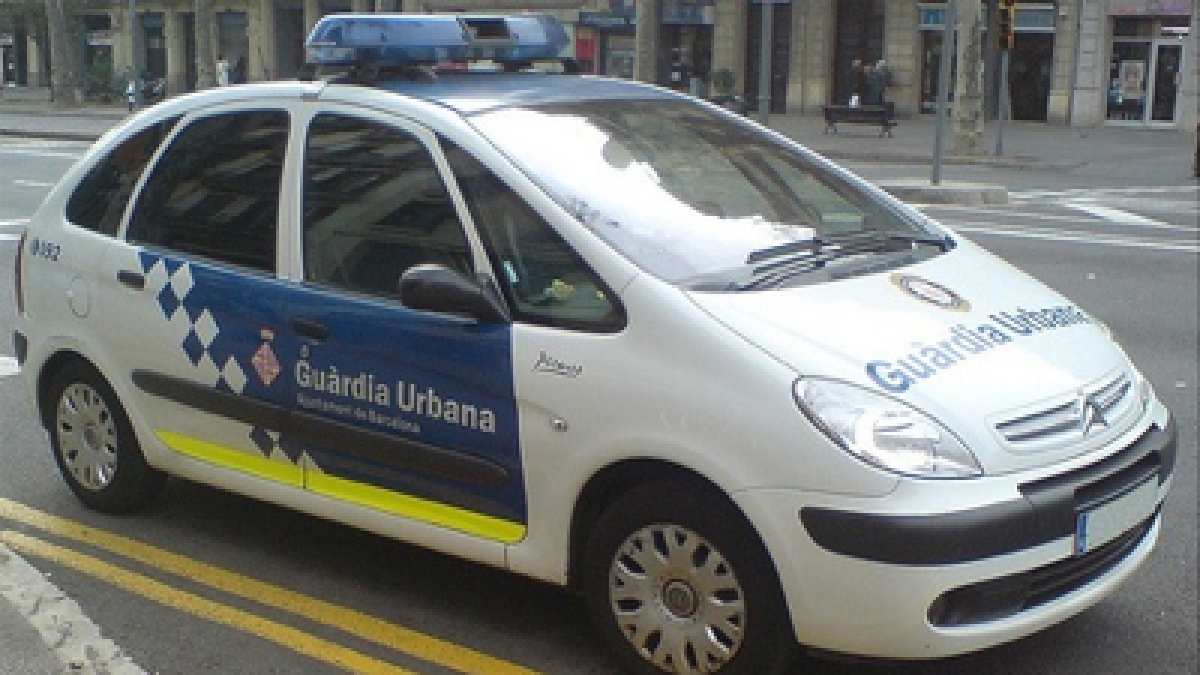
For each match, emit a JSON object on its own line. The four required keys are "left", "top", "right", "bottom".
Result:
{"left": 583, "top": 481, "right": 798, "bottom": 675}
{"left": 48, "top": 361, "right": 166, "bottom": 513}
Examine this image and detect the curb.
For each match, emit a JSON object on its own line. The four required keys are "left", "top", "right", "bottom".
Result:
{"left": 879, "top": 179, "right": 1010, "bottom": 206}
{"left": 0, "top": 128, "right": 103, "bottom": 142}
{"left": 814, "top": 148, "right": 1083, "bottom": 172}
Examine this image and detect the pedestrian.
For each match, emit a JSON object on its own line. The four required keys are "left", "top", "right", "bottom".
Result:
{"left": 865, "top": 59, "right": 887, "bottom": 105}
{"left": 217, "top": 54, "right": 231, "bottom": 87}
{"left": 849, "top": 58, "right": 866, "bottom": 105}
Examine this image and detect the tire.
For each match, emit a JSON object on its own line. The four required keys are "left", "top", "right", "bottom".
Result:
{"left": 583, "top": 481, "right": 798, "bottom": 675}
{"left": 46, "top": 361, "right": 166, "bottom": 513}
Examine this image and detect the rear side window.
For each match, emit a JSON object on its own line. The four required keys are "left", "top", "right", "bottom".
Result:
{"left": 65, "top": 118, "right": 178, "bottom": 236}
{"left": 128, "top": 110, "right": 288, "bottom": 273}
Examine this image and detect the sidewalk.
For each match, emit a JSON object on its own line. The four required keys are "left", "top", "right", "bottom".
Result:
{"left": 3, "top": 87, "right": 1198, "bottom": 198}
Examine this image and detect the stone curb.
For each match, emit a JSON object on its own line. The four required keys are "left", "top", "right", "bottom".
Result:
{"left": 0, "top": 129, "right": 103, "bottom": 142}
{"left": 879, "top": 179, "right": 1010, "bottom": 206}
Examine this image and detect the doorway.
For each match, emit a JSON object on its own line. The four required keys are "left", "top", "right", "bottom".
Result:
{"left": 1106, "top": 15, "right": 1188, "bottom": 127}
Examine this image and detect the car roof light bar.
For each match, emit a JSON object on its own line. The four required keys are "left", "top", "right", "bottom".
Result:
{"left": 305, "top": 14, "right": 571, "bottom": 67}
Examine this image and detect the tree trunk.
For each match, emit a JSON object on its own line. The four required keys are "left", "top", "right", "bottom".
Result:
{"left": 951, "top": 0, "right": 986, "bottom": 156}
{"left": 45, "top": 0, "right": 78, "bottom": 107}
{"left": 195, "top": 0, "right": 215, "bottom": 88}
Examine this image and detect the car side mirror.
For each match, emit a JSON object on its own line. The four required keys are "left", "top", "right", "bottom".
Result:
{"left": 399, "top": 264, "right": 510, "bottom": 323}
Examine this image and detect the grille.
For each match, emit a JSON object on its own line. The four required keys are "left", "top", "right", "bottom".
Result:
{"left": 994, "top": 370, "right": 1138, "bottom": 451}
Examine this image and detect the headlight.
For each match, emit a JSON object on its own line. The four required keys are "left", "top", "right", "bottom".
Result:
{"left": 794, "top": 378, "right": 982, "bottom": 478}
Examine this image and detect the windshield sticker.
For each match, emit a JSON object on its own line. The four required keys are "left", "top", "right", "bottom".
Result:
{"left": 867, "top": 304, "right": 1093, "bottom": 393}
{"left": 892, "top": 274, "right": 970, "bottom": 311}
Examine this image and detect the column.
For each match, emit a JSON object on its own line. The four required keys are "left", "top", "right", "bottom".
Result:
{"left": 112, "top": 9, "right": 134, "bottom": 84}
{"left": 1182, "top": 8, "right": 1198, "bottom": 128}
{"left": 634, "top": 0, "right": 661, "bottom": 84}
{"left": 305, "top": 0, "right": 321, "bottom": 36}
{"left": 165, "top": 10, "right": 187, "bottom": 94}
{"left": 712, "top": 0, "right": 745, "bottom": 96}
{"left": 797, "top": 0, "right": 833, "bottom": 114}
{"left": 1071, "top": 0, "right": 1104, "bottom": 126}
{"left": 251, "top": 0, "right": 277, "bottom": 80}
{"left": 26, "top": 34, "right": 44, "bottom": 87}
{"left": 1046, "top": 0, "right": 1077, "bottom": 125}
{"left": 881, "top": 1, "right": 917, "bottom": 116}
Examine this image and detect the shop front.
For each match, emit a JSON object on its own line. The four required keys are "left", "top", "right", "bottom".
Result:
{"left": 917, "top": 1, "right": 1057, "bottom": 120}
{"left": 1, "top": 33, "right": 14, "bottom": 85}
{"left": 578, "top": 9, "right": 636, "bottom": 78}
{"left": 1105, "top": 3, "right": 1191, "bottom": 126}
{"left": 662, "top": 0, "right": 714, "bottom": 93}
{"left": 82, "top": 17, "right": 115, "bottom": 101}
{"left": 744, "top": 0, "right": 790, "bottom": 113}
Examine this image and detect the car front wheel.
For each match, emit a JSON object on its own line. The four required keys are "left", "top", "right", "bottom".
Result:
{"left": 583, "top": 481, "right": 798, "bottom": 675}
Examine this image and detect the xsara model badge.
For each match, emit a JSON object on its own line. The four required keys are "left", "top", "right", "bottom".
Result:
{"left": 891, "top": 274, "right": 970, "bottom": 311}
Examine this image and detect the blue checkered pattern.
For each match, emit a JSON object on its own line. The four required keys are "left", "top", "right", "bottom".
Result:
{"left": 139, "top": 252, "right": 249, "bottom": 395}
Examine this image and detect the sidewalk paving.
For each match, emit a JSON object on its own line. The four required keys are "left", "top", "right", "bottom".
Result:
{"left": 3, "top": 89, "right": 1198, "bottom": 196}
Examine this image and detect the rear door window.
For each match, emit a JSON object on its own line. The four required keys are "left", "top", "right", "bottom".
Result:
{"left": 127, "top": 110, "right": 289, "bottom": 273}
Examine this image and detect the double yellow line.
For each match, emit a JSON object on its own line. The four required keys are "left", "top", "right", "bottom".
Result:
{"left": 0, "top": 497, "right": 539, "bottom": 674}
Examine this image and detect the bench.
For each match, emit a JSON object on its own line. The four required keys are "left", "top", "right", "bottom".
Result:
{"left": 822, "top": 103, "right": 896, "bottom": 137}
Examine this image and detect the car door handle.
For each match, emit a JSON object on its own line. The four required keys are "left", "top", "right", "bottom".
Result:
{"left": 116, "top": 270, "right": 146, "bottom": 290}
{"left": 291, "top": 317, "right": 329, "bottom": 341}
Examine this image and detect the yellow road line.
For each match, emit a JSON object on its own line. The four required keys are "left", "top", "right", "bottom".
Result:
{"left": 1, "top": 530, "right": 414, "bottom": 675}
{"left": 0, "top": 497, "right": 538, "bottom": 674}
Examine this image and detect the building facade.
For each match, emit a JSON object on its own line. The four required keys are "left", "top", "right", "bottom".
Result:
{"left": 2, "top": 0, "right": 1196, "bottom": 129}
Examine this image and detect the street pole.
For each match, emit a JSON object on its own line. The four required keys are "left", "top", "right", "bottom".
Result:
{"left": 128, "top": 0, "right": 141, "bottom": 110}
{"left": 933, "top": 0, "right": 957, "bottom": 185}
{"left": 757, "top": 0, "right": 772, "bottom": 126}
{"left": 995, "top": 47, "right": 1009, "bottom": 156}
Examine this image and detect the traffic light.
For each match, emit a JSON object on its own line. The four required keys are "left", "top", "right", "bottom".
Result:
{"left": 998, "top": 0, "right": 1016, "bottom": 51}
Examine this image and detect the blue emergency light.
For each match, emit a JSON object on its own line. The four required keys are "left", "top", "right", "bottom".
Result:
{"left": 306, "top": 14, "right": 570, "bottom": 66}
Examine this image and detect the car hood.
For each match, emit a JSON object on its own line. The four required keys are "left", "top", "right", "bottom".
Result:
{"left": 687, "top": 240, "right": 1146, "bottom": 475}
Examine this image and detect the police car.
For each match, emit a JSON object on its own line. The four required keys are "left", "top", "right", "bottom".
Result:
{"left": 13, "top": 14, "right": 1176, "bottom": 675}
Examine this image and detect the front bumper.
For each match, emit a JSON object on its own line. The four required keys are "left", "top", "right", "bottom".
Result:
{"left": 738, "top": 418, "right": 1176, "bottom": 659}
{"left": 800, "top": 421, "right": 1175, "bottom": 566}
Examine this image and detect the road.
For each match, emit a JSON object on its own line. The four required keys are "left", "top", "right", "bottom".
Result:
{"left": 1, "top": 138, "right": 1197, "bottom": 674}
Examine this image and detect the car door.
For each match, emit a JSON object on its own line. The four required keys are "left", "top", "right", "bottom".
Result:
{"left": 102, "top": 107, "right": 302, "bottom": 485}
{"left": 281, "top": 109, "right": 525, "bottom": 543}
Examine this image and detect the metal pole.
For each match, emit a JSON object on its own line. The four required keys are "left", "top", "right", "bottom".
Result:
{"left": 995, "top": 47, "right": 1009, "bottom": 156}
{"left": 933, "top": 0, "right": 957, "bottom": 185}
{"left": 758, "top": 1, "right": 773, "bottom": 125}
{"left": 128, "top": 0, "right": 141, "bottom": 110}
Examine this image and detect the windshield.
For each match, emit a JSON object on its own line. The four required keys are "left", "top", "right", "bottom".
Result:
{"left": 471, "top": 99, "right": 943, "bottom": 290}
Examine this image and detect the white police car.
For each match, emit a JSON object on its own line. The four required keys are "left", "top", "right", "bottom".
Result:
{"left": 13, "top": 14, "right": 1175, "bottom": 675}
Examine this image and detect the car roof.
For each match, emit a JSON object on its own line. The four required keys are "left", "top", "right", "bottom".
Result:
{"left": 366, "top": 72, "right": 679, "bottom": 115}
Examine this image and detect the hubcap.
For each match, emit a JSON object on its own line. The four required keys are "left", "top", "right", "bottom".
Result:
{"left": 56, "top": 383, "right": 119, "bottom": 491}
{"left": 609, "top": 524, "right": 746, "bottom": 674}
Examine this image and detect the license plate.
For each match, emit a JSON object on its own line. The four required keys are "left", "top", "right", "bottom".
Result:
{"left": 1075, "top": 478, "right": 1159, "bottom": 556}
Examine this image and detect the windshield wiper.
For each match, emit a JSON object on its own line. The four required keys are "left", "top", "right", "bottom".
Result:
{"left": 741, "top": 230, "right": 952, "bottom": 290}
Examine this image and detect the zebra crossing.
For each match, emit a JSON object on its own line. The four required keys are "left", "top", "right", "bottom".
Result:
{"left": 920, "top": 185, "right": 1199, "bottom": 253}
